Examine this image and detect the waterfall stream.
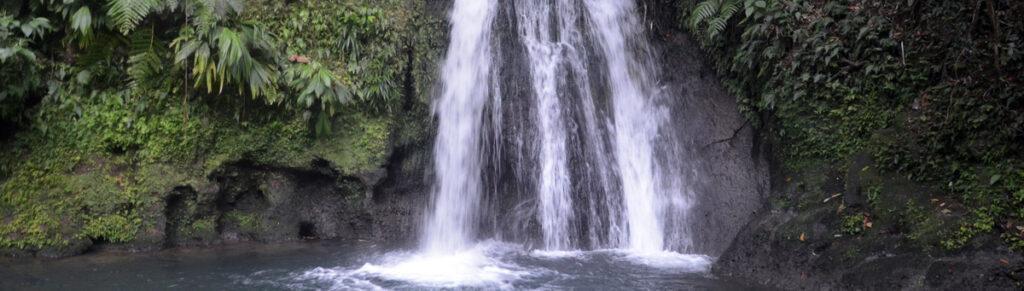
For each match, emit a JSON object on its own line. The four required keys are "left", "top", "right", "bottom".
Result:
{"left": 421, "top": 0, "right": 498, "bottom": 254}
{"left": 425, "top": 0, "right": 694, "bottom": 253}
{"left": 288, "top": 1, "right": 714, "bottom": 288}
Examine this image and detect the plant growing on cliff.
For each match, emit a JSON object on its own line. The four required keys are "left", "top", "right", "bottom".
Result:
{"left": 0, "top": 0, "right": 422, "bottom": 253}
{"left": 686, "top": 0, "right": 742, "bottom": 42}
{"left": 247, "top": 0, "right": 406, "bottom": 113}
{"left": 682, "top": 0, "right": 1023, "bottom": 251}
{"left": 171, "top": 22, "right": 281, "bottom": 99}
{"left": 0, "top": 13, "right": 51, "bottom": 124}
{"left": 841, "top": 213, "right": 865, "bottom": 235}
{"left": 282, "top": 60, "right": 353, "bottom": 136}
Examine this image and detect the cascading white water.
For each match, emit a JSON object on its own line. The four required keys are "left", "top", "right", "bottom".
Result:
{"left": 426, "top": 0, "right": 694, "bottom": 254}
{"left": 422, "top": 0, "right": 498, "bottom": 254}
{"left": 516, "top": 0, "right": 575, "bottom": 250}
{"left": 582, "top": 0, "right": 677, "bottom": 252}
{"left": 292, "top": 1, "right": 711, "bottom": 288}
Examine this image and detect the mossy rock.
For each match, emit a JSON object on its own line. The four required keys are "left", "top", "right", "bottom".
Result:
{"left": 309, "top": 114, "right": 393, "bottom": 174}
{"left": 225, "top": 210, "right": 264, "bottom": 234}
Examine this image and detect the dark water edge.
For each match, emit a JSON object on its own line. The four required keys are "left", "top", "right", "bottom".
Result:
{"left": 0, "top": 239, "right": 766, "bottom": 290}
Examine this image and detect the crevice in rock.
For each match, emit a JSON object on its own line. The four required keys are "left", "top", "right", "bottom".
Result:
{"left": 299, "top": 221, "right": 318, "bottom": 239}
{"left": 163, "top": 186, "right": 195, "bottom": 247}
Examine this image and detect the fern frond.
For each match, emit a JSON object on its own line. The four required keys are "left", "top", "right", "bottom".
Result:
{"left": 106, "top": 0, "right": 160, "bottom": 34}
{"left": 719, "top": 0, "right": 741, "bottom": 20}
{"left": 689, "top": 0, "right": 744, "bottom": 42}
{"left": 688, "top": 0, "right": 720, "bottom": 29}
{"left": 76, "top": 32, "right": 123, "bottom": 67}
{"left": 708, "top": 18, "right": 728, "bottom": 40}
{"left": 126, "top": 27, "right": 168, "bottom": 90}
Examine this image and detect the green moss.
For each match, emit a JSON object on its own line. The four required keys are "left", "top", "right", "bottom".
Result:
{"left": 1003, "top": 233, "right": 1024, "bottom": 251}
{"left": 311, "top": 113, "right": 392, "bottom": 174}
{"left": 0, "top": 96, "right": 211, "bottom": 250}
{"left": 931, "top": 167, "right": 1024, "bottom": 250}
{"left": 204, "top": 117, "right": 309, "bottom": 172}
{"left": 900, "top": 200, "right": 946, "bottom": 249}
{"left": 866, "top": 186, "right": 882, "bottom": 209}
{"left": 338, "top": 179, "right": 366, "bottom": 204}
{"left": 0, "top": 206, "right": 67, "bottom": 249}
{"left": 79, "top": 213, "right": 139, "bottom": 243}
{"left": 841, "top": 213, "right": 865, "bottom": 236}
{"left": 225, "top": 211, "right": 263, "bottom": 234}
{"left": 774, "top": 92, "right": 895, "bottom": 164}
{"left": 182, "top": 216, "right": 217, "bottom": 241}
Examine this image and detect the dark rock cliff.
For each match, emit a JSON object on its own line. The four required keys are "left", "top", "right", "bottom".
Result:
{"left": 640, "top": 0, "right": 770, "bottom": 258}
{"left": 642, "top": 1, "right": 1024, "bottom": 289}
{"left": 713, "top": 159, "right": 1024, "bottom": 290}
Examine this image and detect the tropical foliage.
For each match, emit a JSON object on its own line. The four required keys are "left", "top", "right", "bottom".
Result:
{"left": 4, "top": 0, "right": 403, "bottom": 131}
{"left": 0, "top": 0, "right": 426, "bottom": 252}
{"left": 686, "top": 0, "right": 741, "bottom": 42}
{"left": 682, "top": 0, "right": 1023, "bottom": 250}
{"left": 0, "top": 13, "right": 51, "bottom": 123}
{"left": 247, "top": 0, "right": 408, "bottom": 113}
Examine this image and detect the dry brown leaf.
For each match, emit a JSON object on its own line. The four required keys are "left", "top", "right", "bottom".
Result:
{"left": 289, "top": 55, "right": 310, "bottom": 64}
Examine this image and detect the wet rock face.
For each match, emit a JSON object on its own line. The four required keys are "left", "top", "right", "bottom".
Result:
{"left": 370, "top": 137, "right": 431, "bottom": 244}
{"left": 710, "top": 157, "right": 1024, "bottom": 289}
{"left": 645, "top": 2, "right": 1024, "bottom": 289}
{"left": 649, "top": 13, "right": 769, "bottom": 256}
{"left": 155, "top": 150, "right": 430, "bottom": 249}
{"left": 160, "top": 164, "right": 358, "bottom": 246}
{"left": 715, "top": 207, "right": 1024, "bottom": 290}
{"left": 222, "top": 164, "right": 368, "bottom": 243}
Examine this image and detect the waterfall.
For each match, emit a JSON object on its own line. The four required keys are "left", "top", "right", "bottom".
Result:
{"left": 516, "top": 0, "right": 576, "bottom": 250}
{"left": 582, "top": 0, "right": 682, "bottom": 252}
{"left": 425, "top": 0, "right": 695, "bottom": 254}
{"left": 422, "top": 0, "right": 498, "bottom": 254}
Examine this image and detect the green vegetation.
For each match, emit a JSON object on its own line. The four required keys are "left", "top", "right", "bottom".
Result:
{"left": 682, "top": 0, "right": 1022, "bottom": 251}
{"left": 0, "top": 13, "right": 50, "bottom": 123}
{"left": 840, "top": 213, "right": 864, "bottom": 236}
{"left": 0, "top": 0, "right": 436, "bottom": 254}
{"left": 225, "top": 210, "right": 262, "bottom": 234}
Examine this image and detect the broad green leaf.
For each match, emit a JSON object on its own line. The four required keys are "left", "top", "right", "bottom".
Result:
{"left": 71, "top": 6, "right": 93, "bottom": 35}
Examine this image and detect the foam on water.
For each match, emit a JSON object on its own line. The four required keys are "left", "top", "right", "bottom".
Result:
{"left": 289, "top": 243, "right": 713, "bottom": 290}
{"left": 353, "top": 243, "right": 529, "bottom": 288}
{"left": 529, "top": 249, "right": 586, "bottom": 259}
{"left": 615, "top": 250, "right": 714, "bottom": 271}
{"left": 295, "top": 242, "right": 538, "bottom": 289}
